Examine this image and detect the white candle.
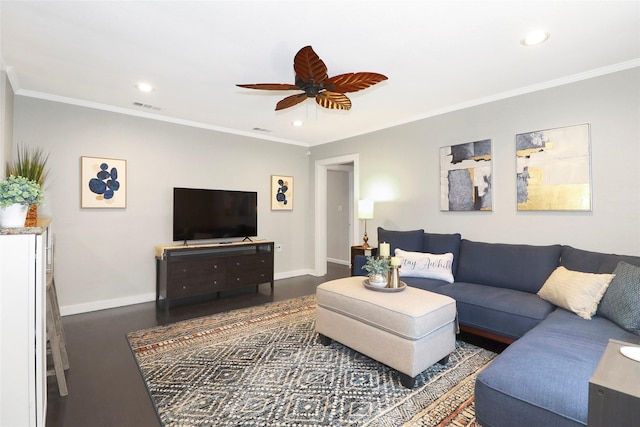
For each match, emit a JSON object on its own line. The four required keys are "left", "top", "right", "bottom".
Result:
{"left": 379, "top": 242, "right": 390, "bottom": 257}
{"left": 391, "top": 256, "right": 402, "bottom": 266}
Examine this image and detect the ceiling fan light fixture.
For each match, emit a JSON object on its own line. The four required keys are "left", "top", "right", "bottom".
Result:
{"left": 135, "top": 82, "right": 155, "bottom": 93}
{"left": 237, "top": 46, "right": 387, "bottom": 111}
{"left": 521, "top": 30, "right": 550, "bottom": 46}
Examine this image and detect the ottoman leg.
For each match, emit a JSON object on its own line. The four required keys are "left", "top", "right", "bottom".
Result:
{"left": 438, "top": 354, "right": 450, "bottom": 365}
{"left": 318, "top": 333, "right": 332, "bottom": 346}
{"left": 399, "top": 372, "right": 416, "bottom": 388}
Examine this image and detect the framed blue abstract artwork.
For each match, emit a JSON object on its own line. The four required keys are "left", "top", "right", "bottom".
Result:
{"left": 440, "top": 139, "right": 493, "bottom": 211}
{"left": 271, "top": 175, "right": 293, "bottom": 211}
{"left": 81, "top": 156, "right": 127, "bottom": 208}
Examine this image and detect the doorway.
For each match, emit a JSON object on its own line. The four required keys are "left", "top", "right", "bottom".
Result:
{"left": 314, "top": 154, "right": 360, "bottom": 276}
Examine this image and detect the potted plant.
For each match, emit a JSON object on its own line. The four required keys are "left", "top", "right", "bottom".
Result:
{"left": 5, "top": 145, "right": 49, "bottom": 226}
{"left": 362, "top": 256, "right": 391, "bottom": 287}
{"left": 0, "top": 175, "right": 44, "bottom": 227}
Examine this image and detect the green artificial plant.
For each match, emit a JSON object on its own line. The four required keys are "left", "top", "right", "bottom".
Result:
{"left": 0, "top": 175, "right": 44, "bottom": 208}
{"left": 361, "top": 256, "right": 391, "bottom": 275}
{"left": 6, "top": 145, "right": 50, "bottom": 187}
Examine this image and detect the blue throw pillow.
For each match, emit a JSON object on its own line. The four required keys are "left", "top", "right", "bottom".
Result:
{"left": 377, "top": 227, "right": 424, "bottom": 255}
{"left": 598, "top": 261, "right": 640, "bottom": 335}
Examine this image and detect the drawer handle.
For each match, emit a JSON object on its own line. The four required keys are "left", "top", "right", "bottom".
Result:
{"left": 236, "top": 262, "right": 241, "bottom": 266}
{"left": 182, "top": 285, "right": 187, "bottom": 290}
{"left": 213, "top": 265, "right": 217, "bottom": 269}
{"left": 213, "top": 280, "right": 217, "bottom": 285}
{"left": 236, "top": 277, "right": 240, "bottom": 281}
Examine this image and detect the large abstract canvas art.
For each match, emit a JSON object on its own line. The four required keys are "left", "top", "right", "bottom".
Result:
{"left": 516, "top": 124, "right": 591, "bottom": 211}
{"left": 440, "top": 140, "right": 492, "bottom": 211}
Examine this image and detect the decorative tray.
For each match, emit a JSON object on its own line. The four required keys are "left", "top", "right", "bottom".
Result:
{"left": 363, "top": 279, "right": 407, "bottom": 292}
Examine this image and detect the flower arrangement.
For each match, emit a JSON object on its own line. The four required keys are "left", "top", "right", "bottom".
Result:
{"left": 362, "top": 256, "right": 391, "bottom": 275}
{"left": 0, "top": 175, "right": 44, "bottom": 208}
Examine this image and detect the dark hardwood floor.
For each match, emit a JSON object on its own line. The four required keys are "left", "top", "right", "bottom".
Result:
{"left": 46, "top": 263, "right": 506, "bottom": 427}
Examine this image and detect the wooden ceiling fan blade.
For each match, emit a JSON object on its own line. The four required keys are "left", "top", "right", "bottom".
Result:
{"left": 237, "top": 83, "right": 300, "bottom": 90}
{"left": 315, "top": 92, "right": 351, "bottom": 110}
{"left": 293, "top": 46, "right": 328, "bottom": 84}
{"left": 324, "top": 72, "right": 388, "bottom": 93}
{"left": 275, "top": 93, "right": 307, "bottom": 111}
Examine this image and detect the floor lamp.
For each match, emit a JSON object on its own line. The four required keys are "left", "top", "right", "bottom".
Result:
{"left": 358, "top": 199, "right": 374, "bottom": 249}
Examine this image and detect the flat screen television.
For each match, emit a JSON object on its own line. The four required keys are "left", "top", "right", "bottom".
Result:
{"left": 173, "top": 187, "right": 258, "bottom": 242}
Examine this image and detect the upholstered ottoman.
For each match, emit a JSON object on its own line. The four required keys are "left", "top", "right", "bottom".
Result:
{"left": 316, "top": 276, "right": 457, "bottom": 388}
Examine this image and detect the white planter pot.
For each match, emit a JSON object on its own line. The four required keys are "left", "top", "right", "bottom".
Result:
{"left": 368, "top": 273, "right": 388, "bottom": 288}
{"left": 0, "top": 204, "right": 29, "bottom": 228}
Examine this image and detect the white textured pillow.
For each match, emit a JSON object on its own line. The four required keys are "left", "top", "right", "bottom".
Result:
{"left": 537, "top": 266, "right": 615, "bottom": 320}
{"left": 395, "top": 249, "right": 454, "bottom": 283}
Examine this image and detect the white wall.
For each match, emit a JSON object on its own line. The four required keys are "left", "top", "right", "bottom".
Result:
{"left": 13, "top": 97, "right": 312, "bottom": 314}
{"left": 0, "top": 70, "right": 13, "bottom": 178}
{"left": 310, "top": 68, "right": 640, "bottom": 256}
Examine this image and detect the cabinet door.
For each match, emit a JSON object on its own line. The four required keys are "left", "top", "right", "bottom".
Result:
{"left": 227, "top": 253, "right": 273, "bottom": 287}
{"left": 167, "top": 257, "right": 227, "bottom": 298}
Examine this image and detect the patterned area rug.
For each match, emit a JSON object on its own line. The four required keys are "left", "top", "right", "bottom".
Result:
{"left": 127, "top": 295, "right": 494, "bottom": 427}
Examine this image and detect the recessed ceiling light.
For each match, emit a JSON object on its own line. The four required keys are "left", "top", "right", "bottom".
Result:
{"left": 135, "top": 82, "right": 155, "bottom": 93}
{"left": 292, "top": 120, "right": 303, "bottom": 127}
{"left": 521, "top": 30, "right": 550, "bottom": 46}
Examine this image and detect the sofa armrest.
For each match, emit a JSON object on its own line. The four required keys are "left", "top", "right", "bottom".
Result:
{"left": 353, "top": 255, "right": 368, "bottom": 276}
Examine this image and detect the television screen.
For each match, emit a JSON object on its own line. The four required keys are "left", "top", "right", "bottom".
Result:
{"left": 173, "top": 187, "right": 258, "bottom": 242}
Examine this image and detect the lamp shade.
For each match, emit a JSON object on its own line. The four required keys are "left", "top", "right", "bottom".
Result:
{"left": 358, "top": 199, "right": 374, "bottom": 219}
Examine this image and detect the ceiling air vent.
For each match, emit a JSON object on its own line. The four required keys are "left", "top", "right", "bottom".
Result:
{"left": 252, "top": 127, "right": 271, "bottom": 132}
{"left": 133, "top": 102, "right": 162, "bottom": 111}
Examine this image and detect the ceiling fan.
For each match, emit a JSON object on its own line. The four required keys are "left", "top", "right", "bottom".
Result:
{"left": 237, "top": 46, "right": 388, "bottom": 111}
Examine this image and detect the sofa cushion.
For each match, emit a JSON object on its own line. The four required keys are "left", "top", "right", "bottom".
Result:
{"left": 395, "top": 249, "right": 454, "bottom": 283}
{"left": 561, "top": 246, "right": 640, "bottom": 273}
{"left": 456, "top": 240, "right": 562, "bottom": 293}
{"left": 537, "top": 266, "right": 614, "bottom": 320}
{"left": 377, "top": 227, "right": 424, "bottom": 255}
{"left": 401, "top": 277, "right": 451, "bottom": 293}
{"left": 422, "top": 232, "right": 461, "bottom": 275}
{"left": 598, "top": 261, "right": 640, "bottom": 335}
{"left": 475, "top": 308, "right": 639, "bottom": 427}
{"left": 437, "top": 282, "right": 555, "bottom": 339}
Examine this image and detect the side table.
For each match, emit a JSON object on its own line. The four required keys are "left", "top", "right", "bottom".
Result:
{"left": 350, "top": 245, "right": 378, "bottom": 276}
{"left": 588, "top": 338, "right": 640, "bottom": 427}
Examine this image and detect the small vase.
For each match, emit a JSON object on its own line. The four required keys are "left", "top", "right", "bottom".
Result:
{"left": 368, "top": 273, "right": 388, "bottom": 288}
{"left": 25, "top": 204, "right": 38, "bottom": 227}
{"left": 0, "top": 204, "right": 29, "bottom": 228}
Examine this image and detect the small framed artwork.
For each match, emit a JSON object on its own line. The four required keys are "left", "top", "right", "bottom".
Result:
{"left": 516, "top": 123, "right": 591, "bottom": 211}
{"left": 271, "top": 175, "right": 293, "bottom": 210}
{"left": 440, "top": 139, "right": 492, "bottom": 211}
{"left": 81, "top": 156, "right": 127, "bottom": 208}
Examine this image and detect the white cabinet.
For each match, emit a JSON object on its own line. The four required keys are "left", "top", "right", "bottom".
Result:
{"left": 0, "top": 219, "right": 50, "bottom": 427}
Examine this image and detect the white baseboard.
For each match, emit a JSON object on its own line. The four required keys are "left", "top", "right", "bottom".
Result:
{"left": 60, "top": 292, "right": 157, "bottom": 316}
{"left": 327, "top": 257, "right": 349, "bottom": 266}
{"left": 61, "top": 269, "right": 317, "bottom": 316}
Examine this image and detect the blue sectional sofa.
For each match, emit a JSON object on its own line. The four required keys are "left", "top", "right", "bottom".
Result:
{"left": 353, "top": 228, "right": 640, "bottom": 427}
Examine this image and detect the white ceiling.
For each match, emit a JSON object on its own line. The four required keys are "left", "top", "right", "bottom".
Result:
{"left": 2, "top": 1, "right": 639, "bottom": 147}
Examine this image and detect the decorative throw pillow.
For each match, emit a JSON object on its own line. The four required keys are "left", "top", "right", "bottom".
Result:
{"left": 537, "top": 266, "right": 615, "bottom": 320}
{"left": 377, "top": 227, "right": 424, "bottom": 255}
{"left": 598, "top": 261, "right": 640, "bottom": 335}
{"left": 395, "top": 249, "right": 454, "bottom": 283}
